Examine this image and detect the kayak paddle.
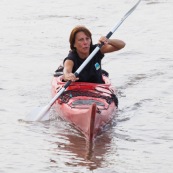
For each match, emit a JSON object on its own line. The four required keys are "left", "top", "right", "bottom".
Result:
{"left": 25, "top": 0, "right": 141, "bottom": 121}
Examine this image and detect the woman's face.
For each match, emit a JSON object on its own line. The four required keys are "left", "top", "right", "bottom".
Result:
{"left": 74, "top": 31, "right": 91, "bottom": 57}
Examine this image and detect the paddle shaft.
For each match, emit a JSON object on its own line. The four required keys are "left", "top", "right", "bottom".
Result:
{"left": 75, "top": 0, "right": 141, "bottom": 77}
{"left": 35, "top": 0, "right": 141, "bottom": 121}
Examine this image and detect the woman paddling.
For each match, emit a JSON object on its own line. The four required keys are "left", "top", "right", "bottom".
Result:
{"left": 62, "top": 25, "right": 125, "bottom": 83}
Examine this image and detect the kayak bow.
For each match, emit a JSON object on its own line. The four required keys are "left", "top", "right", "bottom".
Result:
{"left": 51, "top": 74, "right": 118, "bottom": 141}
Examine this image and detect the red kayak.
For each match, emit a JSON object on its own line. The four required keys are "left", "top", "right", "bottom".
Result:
{"left": 51, "top": 74, "right": 118, "bottom": 141}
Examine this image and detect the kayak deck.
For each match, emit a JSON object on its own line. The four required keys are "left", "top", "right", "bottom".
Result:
{"left": 51, "top": 75, "right": 118, "bottom": 141}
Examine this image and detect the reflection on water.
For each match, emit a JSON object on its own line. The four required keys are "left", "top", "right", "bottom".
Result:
{"left": 46, "top": 118, "right": 116, "bottom": 172}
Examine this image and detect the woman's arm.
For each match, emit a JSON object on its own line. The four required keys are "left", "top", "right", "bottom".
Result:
{"left": 99, "top": 37, "right": 126, "bottom": 54}
{"left": 63, "top": 60, "right": 79, "bottom": 81}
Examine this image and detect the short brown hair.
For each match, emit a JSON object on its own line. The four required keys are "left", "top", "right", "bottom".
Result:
{"left": 69, "top": 25, "right": 93, "bottom": 51}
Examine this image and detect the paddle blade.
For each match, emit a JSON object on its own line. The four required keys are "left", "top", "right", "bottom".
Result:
{"left": 25, "top": 106, "right": 50, "bottom": 122}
